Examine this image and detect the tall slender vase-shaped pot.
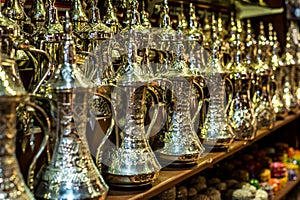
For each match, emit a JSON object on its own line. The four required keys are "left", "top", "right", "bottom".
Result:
{"left": 34, "top": 12, "right": 108, "bottom": 199}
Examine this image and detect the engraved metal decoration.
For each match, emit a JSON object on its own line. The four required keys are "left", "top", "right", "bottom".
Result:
{"left": 35, "top": 1, "right": 63, "bottom": 84}
{"left": 96, "top": 24, "right": 161, "bottom": 188}
{"left": 0, "top": 52, "right": 50, "bottom": 199}
{"left": 282, "top": 24, "right": 298, "bottom": 114}
{"left": 200, "top": 13, "right": 234, "bottom": 151}
{"left": 184, "top": 2, "right": 206, "bottom": 139}
{"left": 155, "top": 25, "right": 204, "bottom": 167}
{"left": 103, "top": 0, "right": 120, "bottom": 34}
{"left": 0, "top": 56, "right": 34, "bottom": 200}
{"left": 34, "top": 12, "right": 108, "bottom": 199}
{"left": 69, "top": 0, "right": 88, "bottom": 33}
{"left": 140, "top": 0, "right": 151, "bottom": 28}
{"left": 269, "top": 23, "right": 288, "bottom": 119}
{"left": 80, "top": 0, "right": 112, "bottom": 52}
{"left": 226, "top": 26, "right": 257, "bottom": 141}
{"left": 252, "top": 22, "right": 275, "bottom": 130}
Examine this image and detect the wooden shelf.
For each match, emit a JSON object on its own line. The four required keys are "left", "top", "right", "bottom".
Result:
{"left": 107, "top": 111, "right": 300, "bottom": 200}
{"left": 275, "top": 175, "right": 300, "bottom": 200}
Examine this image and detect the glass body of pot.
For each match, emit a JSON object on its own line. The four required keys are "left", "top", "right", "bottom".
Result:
{"left": 200, "top": 72, "right": 235, "bottom": 151}
{"left": 228, "top": 73, "right": 257, "bottom": 140}
{"left": 97, "top": 82, "right": 161, "bottom": 188}
{"left": 252, "top": 72, "right": 276, "bottom": 130}
{"left": 35, "top": 88, "right": 108, "bottom": 200}
{"left": 155, "top": 76, "right": 204, "bottom": 167}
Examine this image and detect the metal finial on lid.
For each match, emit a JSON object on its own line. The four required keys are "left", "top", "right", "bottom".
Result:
{"left": 103, "top": 0, "right": 119, "bottom": 33}
{"left": 64, "top": 11, "right": 72, "bottom": 36}
{"left": 140, "top": 0, "right": 151, "bottom": 28}
{"left": 178, "top": 3, "right": 187, "bottom": 30}
{"left": 89, "top": 0, "right": 100, "bottom": 23}
{"left": 159, "top": 0, "right": 171, "bottom": 28}
{"left": 189, "top": 3, "right": 196, "bottom": 27}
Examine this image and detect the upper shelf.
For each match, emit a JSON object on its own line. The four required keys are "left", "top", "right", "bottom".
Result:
{"left": 107, "top": 110, "right": 300, "bottom": 200}
{"left": 167, "top": 0, "right": 235, "bottom": 13}
{"left": 235, "top": 1, "right": 284, "bottom": 19}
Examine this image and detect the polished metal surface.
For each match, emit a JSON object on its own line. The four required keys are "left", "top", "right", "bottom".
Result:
{"left": 244, "top": 19, "right": 256, "bottom": 76}
{"left": 80, "top": 0, "right": 112, "bottom": 52}
{"left": 70, "top": 0, "right": 88, "bottom": 33}
{"left": 0, "top": 72, "right": 32, "bottom": 199}
{"left": 99, "top": 84, "right": 161, "bottom": 187}
{"left": 0, "top": 9, "right": 19, "bottom": 59}
{"left": 29, "top": 0, "right": 46, "bottom": 24}
{"left": 269, "top": 24, "right": 288, "bottom": 119}
{"left": 96, "top": 22, "right": 161, "bottom": 187}
{"left": 0, "top": 55, "right": 51, "bottom": 199}
{"left": 35, "top": 12, "right": 108, "bottom": 200}
{"left": 226, "top": 29, "right": 257, "bottom": 141}
{"left": 185, "top": 3, "right": 205, "bottom": 74}
{"left": 156, "top": 25, "right": 204, "bottom": 165}
{"left": 282, "top": 25, "right": 298, "bottom": 113}
{"left": 252, "top": 22, "right": 275, "bottom": 130}
{"left": 2, "top": 0, "right": 25, "bottom": 22}
{"left": 103, "top": 0, "right": 120, "bottom": 33}
{"left": 140, "top": 0, "right": 151, "bottom": 28}
{"left": 200, "top": 14, "right": 234, "bottom": 150}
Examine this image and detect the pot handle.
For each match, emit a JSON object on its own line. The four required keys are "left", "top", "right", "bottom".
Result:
{"left": 191, "top": 78, "right": 204, "bottom": 125}
{"left": 225, "top": 76, "right": 234, "bottom": 114}
{"left": 145, "top": 85, "right": 161, "bottom": 138}
{"left": 24, "top": 97, "right": 51, "bottom": 191}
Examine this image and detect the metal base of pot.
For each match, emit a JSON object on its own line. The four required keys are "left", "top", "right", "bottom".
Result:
{"left": 155, "top": 152, "right": 201, "bottom": 169}
{"left": 203, "top": 144, "right": 230, "bottom": 152}
{"left": 104, "top": 172, "right": 159, "bottom": 189}
{"left": 200, "top": 137, "right": 234, "bottom": 152}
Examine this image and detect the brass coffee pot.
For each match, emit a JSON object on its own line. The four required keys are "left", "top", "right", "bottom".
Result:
{"left": 268, "top": 23, "right": 288, "bottom": 119}
{"left": 69, "top": 0, "right": 88, "bottom": 33}
{"left": 155, "top": 25, "right": 204, "bottom": 167}
{"left": 0, "top": 54, "right": 51, "bottom": 200}
{"left": 103, "top": 0, "right": 121, "bottom": 34}
{"left": 252, "top": 22, "right": 275, "bottom": 130}
{"left": 200, "top": 13, "right": 234, "bottom": 151}
{"left": 184, "top": 3, "right": 206, "bottom": 134}
{"left": 96, "top": 25, "right": 161, "bottom": 188}
{"left": 140, "top": 0, "right": 151, "bottom": 28}
{"left": 0, "top": 10, "right": 51, "bottom": 198}
{"left": 226, "top": 28, "right": 257, "bottom": 141}
{"left": 34, "top": 12, "right": 108, "bottom": 199}
{"left": 282, "top": 25, "right": 298, "bottom": 113}
{"left": 80, "top": 0, "right": 112, "bottom": 52}
{"left": 35, "top": 1, "right": 63, "bottom": 85}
